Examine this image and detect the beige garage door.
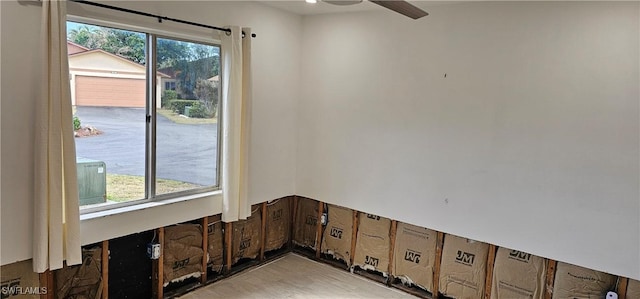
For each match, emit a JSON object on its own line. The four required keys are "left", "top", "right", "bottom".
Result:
{"left": 76, "top": 76, "right": 146, "bottom": 107}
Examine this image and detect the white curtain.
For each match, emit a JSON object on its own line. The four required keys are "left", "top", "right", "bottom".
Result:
{"left": 220, "top": 26, "right": 252, "bottom": 222}
{"left": 34, "top": 0, "right": 82, "bottom": 273}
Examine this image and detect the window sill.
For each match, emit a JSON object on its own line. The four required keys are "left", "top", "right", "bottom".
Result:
{"left": 79, "top": 191, "right": 223, "bottom": 246}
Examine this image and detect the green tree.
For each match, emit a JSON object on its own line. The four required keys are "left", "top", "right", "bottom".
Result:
{"left": 157, "top": 39, "right": 190, "bottom": 69}
{"left": 194, "top": 79, "right": 218, "bottom": 117}
{"left": 69, "top": 25, "right": 145, "bottom": 63}
{"left": 175, "top": 56, "right": 219, "bottom": 99}
{"left": 68, "top": 24, "right": 219, "bottom": 70}
{"left": 68, "top": 23, "right": 220, "bottom": 101}
{"left": 68, "top": 25, "right": 93, "bottom": 46}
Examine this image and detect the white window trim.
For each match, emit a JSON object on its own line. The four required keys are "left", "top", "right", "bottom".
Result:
{"left": 69, "top": 14, "right": 225, "bottom": 240}
{"left": 80, "top": 190, "right": 222, "bottom": 245}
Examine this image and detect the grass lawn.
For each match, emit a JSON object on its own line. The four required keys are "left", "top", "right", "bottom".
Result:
{"left": 156, "top": 108, "right": 217, "bottom": 125}
{"left": 107, "top": 174, "right": 199, "bottom": 202}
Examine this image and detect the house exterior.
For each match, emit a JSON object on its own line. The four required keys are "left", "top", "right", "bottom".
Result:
{"left": 67, "top": 41, "right": 167, "bottom": 108}
{"left": 67, "top": 41, "right": 89, "bottom": 55}
{"left": 158, "top": 66, "right": 178, "bottom": 95}
{"left": 207, "top": 75, "right": 219, "bottom": 83}
{"left": 158, "top": 57, "right": 219, "bottom": 99}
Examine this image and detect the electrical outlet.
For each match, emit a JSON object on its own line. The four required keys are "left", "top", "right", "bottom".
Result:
{"left": 147, "top": 243, "right": 161, "bottom": 259}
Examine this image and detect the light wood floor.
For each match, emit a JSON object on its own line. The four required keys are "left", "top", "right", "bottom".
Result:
{"left": 178, "top": 254, "right": 418, "bottom": 299}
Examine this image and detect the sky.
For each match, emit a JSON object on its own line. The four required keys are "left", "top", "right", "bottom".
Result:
{"left": 67, "top": 21, "right": 100, "bottom": 36}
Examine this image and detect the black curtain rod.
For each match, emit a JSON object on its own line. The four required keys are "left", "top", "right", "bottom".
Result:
{"left": 69, "top": 0, "right": 256, "bottom": 38}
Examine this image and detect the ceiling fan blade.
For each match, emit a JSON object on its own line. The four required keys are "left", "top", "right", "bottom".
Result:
{"left": 369, "top": 1, "right": 428, "bottom": 19}
{"left": 323, "top": 0, "right": 363, "bottom": 5}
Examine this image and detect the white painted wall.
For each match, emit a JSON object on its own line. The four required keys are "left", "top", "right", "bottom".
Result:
{"left": 297, "top": 2, "right": 640, "bottom": 280}
{"left": 1, "top": 0, "right": 42, "bottom": 267}
{"left": 0, "top": 1, "right": 300, "bottom": 265}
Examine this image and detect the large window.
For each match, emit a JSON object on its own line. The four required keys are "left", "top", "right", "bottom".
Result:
{"left": 68, "top": 21, "right": 220, "bottom": 211}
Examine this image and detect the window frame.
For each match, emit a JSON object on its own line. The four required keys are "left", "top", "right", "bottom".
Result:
{"left": 68, "top": 15, "right": 223, "bottom": 215}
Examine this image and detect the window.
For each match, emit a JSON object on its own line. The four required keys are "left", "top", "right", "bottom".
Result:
{"left": 165, "top": 81, "right": 176, "bottom": 91}
{"left": 68, "top": 21, "right": 221, "bottom": 211}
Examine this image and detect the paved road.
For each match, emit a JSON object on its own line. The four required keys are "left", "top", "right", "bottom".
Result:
{"left": 74, "top": 107, "right": 218, "bottom": 186}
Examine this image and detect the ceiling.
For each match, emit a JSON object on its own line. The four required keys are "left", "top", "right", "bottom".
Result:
{"left": 258, "top": 1, "right": 376, "bottom": 15}
{"left": 257, "top": 1, "right": 451, "bottom": 16}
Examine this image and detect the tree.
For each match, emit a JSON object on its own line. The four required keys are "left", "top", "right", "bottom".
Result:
{"left": 68, "top": 24, "right": 220, "bottom": 101}
{"left": 68, "top": 26, "right": 93, "bottom": 46}
{"left": 157, "top": 39, "right": 190, "bottom": 69}
{"left": 69, "top": 25, "right": 145, "bottom": 63}
{"left": 194, "top": 79, "right": 218, "bottom": 117}
{"left": 68, "top": 25, "right": 219, "bottom": 70}
{"left": 175, "top": 56, "right": 219, "bottom": 99}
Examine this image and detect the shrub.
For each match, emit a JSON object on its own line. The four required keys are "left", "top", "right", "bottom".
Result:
{"left": 73, "top": 116, "right": 81, "bottom": 130}
{"left": 168, "top": 99, "right": 197, "bottom": 115}
{"left": 161, "top": 90, "right": 178, "bottom": 108}
{"left": 187, "top": 102, "right": 214, "bottom": 119}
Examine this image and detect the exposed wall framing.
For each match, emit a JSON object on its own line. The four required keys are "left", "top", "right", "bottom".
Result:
{"left": 206, "top": 214, "right": 225, "bottom": 279}
{"left": 617, "top": 277, "right": 628, "bottom": 299}
{"left": 350, "top": 210, "right": 359, "bottom": 267}
{"left": 40, "top": 269, "right": 54, "bottom": 299}
{"left": 351, "top": 212, "right": 393, "bottom": 285}
{"left": 101, "top": 240, "right": 108, "bottom": 299}
{"left": 225, "top": 222, "right": 232, "bottom": 272}
{"left": 316, "top": 200, "right": 324, "bottom": 259}
{"left": 201, "top": 217, "right": 208, "bottom": 284}
{"left": 152, "top": 227, "right": 165, "bottom": 299}
{"left": 388, "top": 220, "right": 398, "bottom": 277}
{"left": 9, "top": 195, "right": 633, "bottom": 299}
{"left": 484, "top": 245, "right": 498, "bottom": 299}
{"left": 544, "top": 259, "right": 558, "bottom": 299}
{"left": 260, "top": 202, "right": 268, "bottom": 260}
{"left": 45, "top": 244, "right": 105, "bottom": 299}
{"left": 319, "top": 204, "right": 354, "bottom": 269}
{"left": 433, "top": 231, "right": 444, "bottom": 299}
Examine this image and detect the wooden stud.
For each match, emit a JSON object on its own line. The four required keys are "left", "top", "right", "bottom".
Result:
{"left": 316, "top": 201, "right": 324, "bottom": 258}
{"left": 152, "top": 227, "right": 164, "bottom": 299}
{"left": 617, "top": 277, "right": 629, "bottom": 299}
{"left": 288, "top": 196, "right": 294, "bottom": 249}
{"left": 201, "top": 217, "right": 209, "bottom": 284}
{"left": 291, "top": 196, "right": 299, "bottom": 250}
{"left": 432, "top": 232, "right": 445, "bottom": 299}
{"left": 349, "top": 211, "right": 359, "bottom": 267}
{"left": 225, "top": 222, "right": 233, "bottom": 271}
{"left": 544, "top": 259, "right": 557, "bottom": 299}
{"left": 39, "top": 269, "right": 54, "bottom": 299}
{"left": 260, "top": 202, "right": 268, "bottom": 260}
{"left": 102, "top": 240, "right": 109, "bottom": 299}
{"left": 388, "top": 220, "right": 398, "bottom": 283}
{"left": 484, "top": 245, "right": 498, "bottom": 299}
{"left": 157, "top": 228, "right": 165, "bottom": 299}
{"left": 38, "top": 272, "right": 45, "bottom": 299}
{"left": 48, "top": 269, "right": 55, "bottom": 299}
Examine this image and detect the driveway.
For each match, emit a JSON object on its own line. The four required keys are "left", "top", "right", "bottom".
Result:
{"left": 74, "top": 106, "right": 217, "bottom": 186}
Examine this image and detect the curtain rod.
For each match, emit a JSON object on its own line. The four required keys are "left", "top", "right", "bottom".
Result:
{"left": 69, "top": 0, "right": 256, "bottom": 38}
